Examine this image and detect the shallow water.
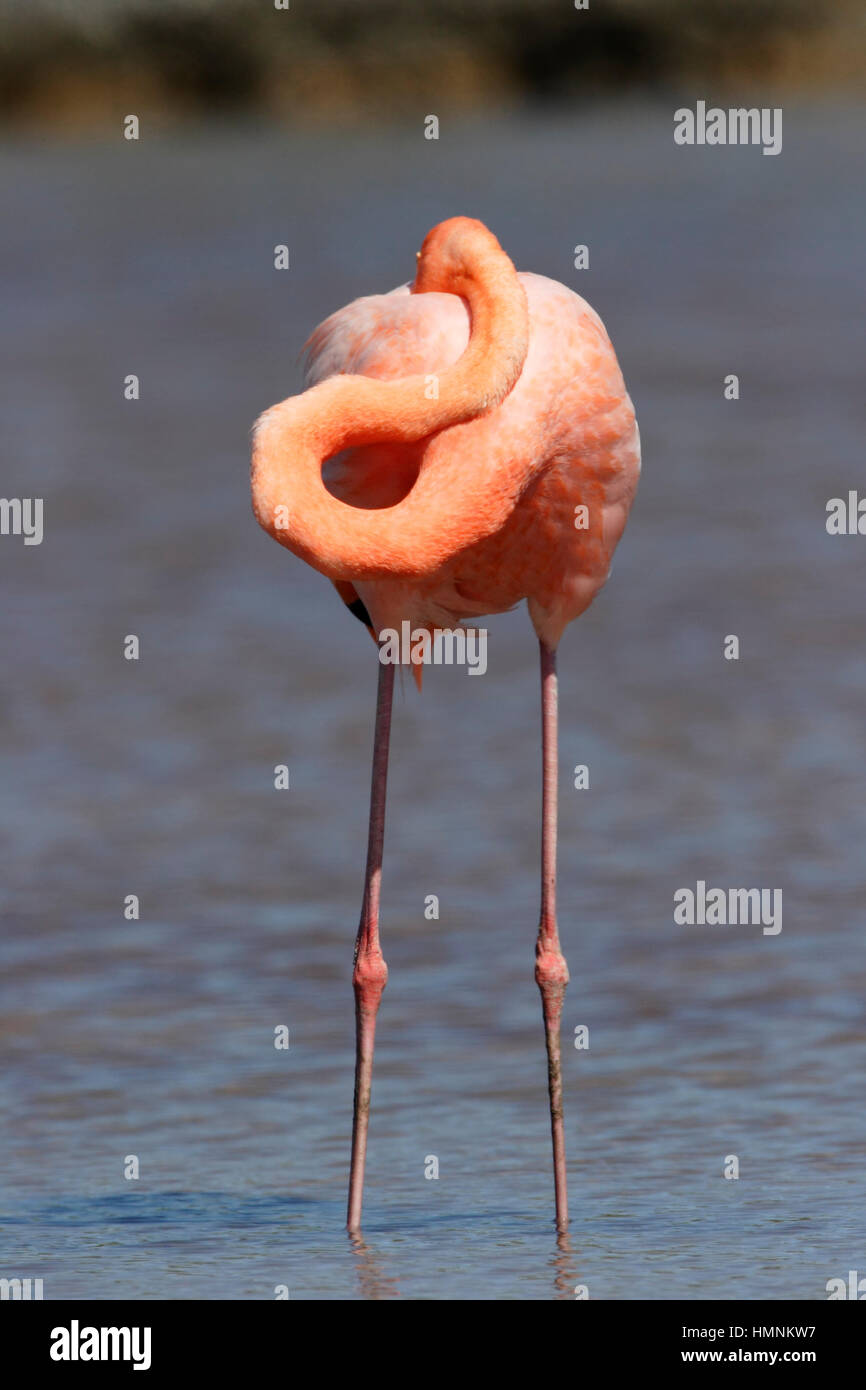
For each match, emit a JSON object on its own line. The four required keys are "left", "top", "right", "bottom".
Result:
{"left": 1, "top": 104, "right": 864, "bottom": 1299}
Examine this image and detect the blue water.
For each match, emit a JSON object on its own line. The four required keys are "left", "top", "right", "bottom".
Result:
{"left": 1, "top": 103, "right": 864, "bottom": 1299}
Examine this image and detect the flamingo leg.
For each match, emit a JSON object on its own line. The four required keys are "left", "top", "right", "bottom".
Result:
{"left": 536, "top": 640, "right": 570, "bottom": 1230}
{"left": 346, "top": 657, "right": 394, "bottom": 1232}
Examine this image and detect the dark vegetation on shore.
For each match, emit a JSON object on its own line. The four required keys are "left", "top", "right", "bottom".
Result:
{"left": 0, "top": 0, "right": 862, "bottom": 130}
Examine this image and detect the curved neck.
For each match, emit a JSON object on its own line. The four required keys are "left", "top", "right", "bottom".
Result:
{"left": 251, "top": 218, "right": 529, "bottom": 581}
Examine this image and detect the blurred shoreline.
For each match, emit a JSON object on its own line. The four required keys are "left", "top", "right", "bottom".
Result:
{"left": 1, "top": 0, "right": 863, "bottom": 132}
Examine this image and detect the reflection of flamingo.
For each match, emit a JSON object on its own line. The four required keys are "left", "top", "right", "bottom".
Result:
{"left": 348, "top": 1232, "right": 400, "bottom": 1300}
{"left": 251, "top": 217, "right": 640, "bottom": 1232}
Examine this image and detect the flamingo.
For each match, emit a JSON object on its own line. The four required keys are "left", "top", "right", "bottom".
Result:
{"left": 250, "top": 217, "right": 640, "bottom": 1232}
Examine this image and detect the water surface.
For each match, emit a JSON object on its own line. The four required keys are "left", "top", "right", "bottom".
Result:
{"left": 1, "top": 105, "right": 864, "bottom": 1299}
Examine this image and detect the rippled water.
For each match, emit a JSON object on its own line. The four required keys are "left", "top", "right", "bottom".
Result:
{"left": 1, "top": 104, "right": 864, "bottom": 1299}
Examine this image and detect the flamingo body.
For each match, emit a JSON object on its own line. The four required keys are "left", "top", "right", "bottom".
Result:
{"left": 304, "top": 273, "right": 639, "bottom": 648}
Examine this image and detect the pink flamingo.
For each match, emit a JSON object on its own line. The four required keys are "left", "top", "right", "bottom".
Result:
{"left": 251, "top": 217, "right": 640, "bottom": 1232}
